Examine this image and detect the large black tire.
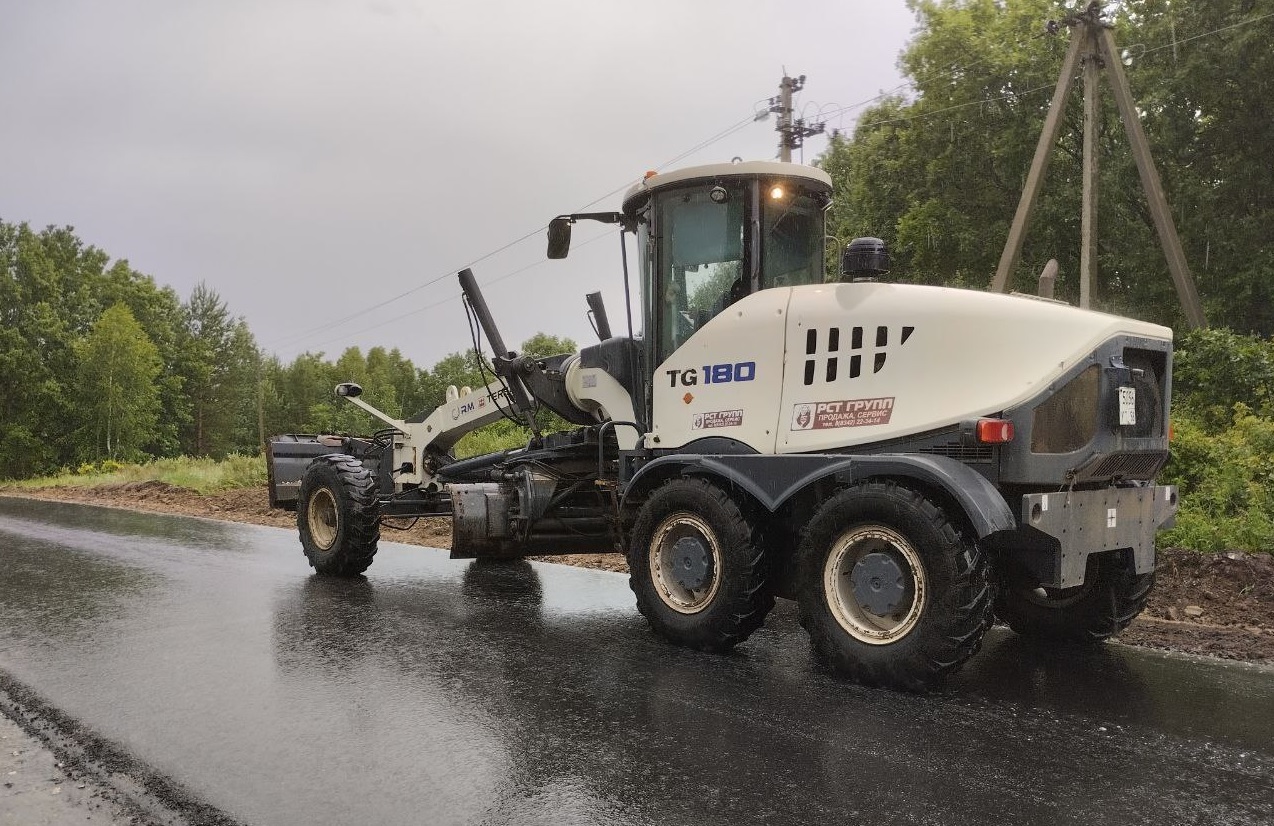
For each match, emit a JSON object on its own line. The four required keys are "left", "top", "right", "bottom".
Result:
{"left": 995, "top": 551, "right": 1154, "bottom": 644}
{"left": 795, "top": 482, "right": 993, "bottom": 692}
{"left": 627, "top": 478, "right": 774, "bottom": 652}
{"left": 297, "top": 454, "right": 381, "bottom": 577}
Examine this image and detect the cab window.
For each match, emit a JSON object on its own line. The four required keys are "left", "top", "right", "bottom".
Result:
{"left": 655, "top": 183, "right": 745, "bottom": 362}
{"left": 761, "top": 184, "right": 826, "bottom": 288}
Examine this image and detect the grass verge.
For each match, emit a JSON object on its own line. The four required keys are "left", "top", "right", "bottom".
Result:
{"left": 1, "top": 455, "right": 267, "bottom": 495}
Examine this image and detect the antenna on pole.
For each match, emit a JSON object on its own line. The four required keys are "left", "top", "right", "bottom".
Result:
{"left": 990, "top": 1, "right": 1205, "bottom": 328}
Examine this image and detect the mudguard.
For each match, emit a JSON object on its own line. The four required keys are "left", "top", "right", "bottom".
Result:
{"left": 266, "top": 435, "right": 346, "bottom": 509}
{"left": 623, "top": 453, "right": 1017, "bottom": 540}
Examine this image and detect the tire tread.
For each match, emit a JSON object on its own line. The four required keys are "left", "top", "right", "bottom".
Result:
{"left": 796, "top": 481, "right": 994, "bottom": 692}
{"left": 996, "top": 551, "right": 1154, "bottom": 644}
{"left": 298, "top": 454, "right": 380, "bottom": 577}
{"left": 627, "top": 478, "right": 774, "bottom": 652}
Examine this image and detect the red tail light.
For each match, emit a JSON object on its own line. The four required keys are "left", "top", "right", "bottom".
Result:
{"left": 976, "top": 418, "right": 1015, "bottom": 444}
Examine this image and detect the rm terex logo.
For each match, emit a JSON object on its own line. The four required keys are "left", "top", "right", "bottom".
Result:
{"left": 802, "top": 325, "right": 914, "bottom": 385}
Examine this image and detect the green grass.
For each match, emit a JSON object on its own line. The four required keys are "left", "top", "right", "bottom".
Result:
{"left": 454, "top": 420, "right": 531, "bottom": 458}
{"left": 3, "top": 454, "right": 268, "bottom": 495}
{"left": 1, "top": 423, "right": 529, "bottom": 496}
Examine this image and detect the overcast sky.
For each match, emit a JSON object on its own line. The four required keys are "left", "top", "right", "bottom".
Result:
{"left": 1, "top": 0, "right": 917, "bottom": 370}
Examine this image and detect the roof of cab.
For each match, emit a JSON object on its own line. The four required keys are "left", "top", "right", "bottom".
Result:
{"left": 621, "top": 160, "right": 833, "bottom": 216}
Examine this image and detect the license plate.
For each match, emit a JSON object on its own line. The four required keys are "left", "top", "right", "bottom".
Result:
{"left": 1118, "top": 386, "right": 1137, "bottom": 426}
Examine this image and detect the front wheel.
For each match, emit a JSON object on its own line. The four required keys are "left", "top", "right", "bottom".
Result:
{"left": 627, "top": 478, "right": 773, "bottom": 652}
{"left": 995, "top": 551, "right": 1154, "bottom": 644}
{"left": 796, "top": 482, "right": 993, "bottom": 691}
{"left": 298, "top": 454, "right": 381, "bottom": 577}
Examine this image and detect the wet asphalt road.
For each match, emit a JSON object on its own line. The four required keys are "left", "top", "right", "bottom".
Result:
{"left": 1, "top": 496, "right": 1272, "bottom": 826}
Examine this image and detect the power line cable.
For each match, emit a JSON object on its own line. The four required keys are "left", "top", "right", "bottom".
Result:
{"left": 271, "top": 82, "right": 1030, "bottom": 356}
{"left": 844, "top": 8, "right": 1274, "bottom": 134}
{"left": 281, "top": 228, "right": 615, "bottom": 357}
{"left": 265, "top": 114, "right": 763, "bottom": 353}
{"left": 273, "top": 10, "right": 1274, "bottom": 358}
{"left": 814, "top": 7, "right": 1271, "bottom": 138}
{"left": 275, "top": 291, "right": 462, "bottom": 357}
{"left": 653, "top": 115, "right": 758, "bottom": 170}
{"left": 262, "top": 225, "right": 545, "bottom": 348}
{"left": 854, "top": 81, "right": 1058, "bottom": 130}
{"left": 1128, "top": 8, "right": 1274, "bottom": 59}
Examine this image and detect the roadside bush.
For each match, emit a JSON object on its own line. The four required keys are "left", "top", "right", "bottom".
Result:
{"left": 1160, "top": 408, "right": 1274, "bottom": 553}
{"left": 1173, "top": 328, "right": 1274, "bottom": 431}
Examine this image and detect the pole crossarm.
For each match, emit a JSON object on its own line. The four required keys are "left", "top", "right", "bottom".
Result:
{"left": 770, "top": 74, "right": 825, "bottom": 163}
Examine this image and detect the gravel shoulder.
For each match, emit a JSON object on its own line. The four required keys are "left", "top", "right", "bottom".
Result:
{"left": 4, "top": 481, "right": 1273, "bottom": 664}
{"left": 0, "top": 713, "right": 134, "bottom": 826}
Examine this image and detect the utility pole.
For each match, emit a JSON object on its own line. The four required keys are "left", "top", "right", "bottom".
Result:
{"left": 991, "top": 1, "right": 1205, "bottom": 328}
{"left": 1080, "top": 21, "right": 1100, "bottom": 309}
{"left": 769, "top": 73, "right": 824, "bottom": 162}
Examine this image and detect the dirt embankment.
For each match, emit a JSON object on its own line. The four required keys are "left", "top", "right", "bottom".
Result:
{"left": 7, "top": 482, "right": 1274, "bottom": 664}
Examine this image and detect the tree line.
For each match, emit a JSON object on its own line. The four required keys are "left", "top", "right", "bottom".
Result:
{"left": 816, "top": 0, "right": 1274, "bottom": 549}
{"left": 5, "top": 0, "right": 1272, "bottom": 483}
{"left": 0, "top": 220, "right": 575, "bottom": 478}
{"left": 821, "top": 0, "right": 1273, "bottom": 335}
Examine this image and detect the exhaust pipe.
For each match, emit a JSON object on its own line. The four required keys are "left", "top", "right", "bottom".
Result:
{"left": 586, "top": 291, "right": 613, "bottom": 340}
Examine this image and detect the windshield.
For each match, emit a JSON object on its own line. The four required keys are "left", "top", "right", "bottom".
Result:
{"left": 646, "top": 176, "right": 827, "bottom": 364}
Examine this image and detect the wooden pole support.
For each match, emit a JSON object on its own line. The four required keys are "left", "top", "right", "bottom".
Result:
{"left": 1080, "top": 28, "right": 1100, "bottom": 309}
{"left": 1095, "top": 25, "right": 1206, "bottom": 328}
{"left": 992, "top": 26, "right": 1086, "bottom": 294}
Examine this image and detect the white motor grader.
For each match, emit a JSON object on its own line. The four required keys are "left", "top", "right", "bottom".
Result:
{"left": 267, "top": 160, "right": 1179, "bottom": 691}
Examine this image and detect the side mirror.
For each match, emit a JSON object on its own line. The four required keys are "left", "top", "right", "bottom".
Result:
{"left": 547, "top": 217, "right": 572, "bottom": 259}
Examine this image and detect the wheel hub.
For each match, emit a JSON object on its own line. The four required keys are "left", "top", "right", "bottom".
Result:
{"left": 850, "top": 551, "right": 907, "bottom": 615}
{"left": 307, "top": 487, "right": 339, "bottom": 551}
{"left": 670, "top": 536, "right": 714, "bottom": 591}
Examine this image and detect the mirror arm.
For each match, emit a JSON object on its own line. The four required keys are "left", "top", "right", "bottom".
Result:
{"left": 557, "top": 211, "right": 624, "bottom": 226}
{"left": 548, "top": 212, "right": 632, "bottom": 260}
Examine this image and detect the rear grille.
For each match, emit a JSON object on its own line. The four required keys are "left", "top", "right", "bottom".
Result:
{"left": 919, "top": 442, "right": 993, "bottom": 463}
{"left": 1080, "top": 451, "right": 1167, "bottom": 481}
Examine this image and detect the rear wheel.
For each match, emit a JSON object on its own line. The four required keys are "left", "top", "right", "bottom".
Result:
{"left": 627, "top": 478, "right": 773, "bottom": 652}
{"left": 796, "top": 482, "right": 993, "bottom": 691}
{"left": 995, "top": 551, "right": 1153, "bottom": 644}
{"left": 298, "top": 454, "right": 380, "bottom": 577}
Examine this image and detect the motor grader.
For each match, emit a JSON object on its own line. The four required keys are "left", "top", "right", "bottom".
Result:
{"left": 267, "top": 160, "right": 1178, "bottom": 691}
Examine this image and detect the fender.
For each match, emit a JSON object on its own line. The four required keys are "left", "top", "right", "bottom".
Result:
{"left": 624, "top": 453, "right": 1017, "bottom": 540}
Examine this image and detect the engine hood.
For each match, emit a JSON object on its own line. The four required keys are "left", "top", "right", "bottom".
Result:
{"left": 775, "top": 281, "right": 1172, "bottom": 452}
